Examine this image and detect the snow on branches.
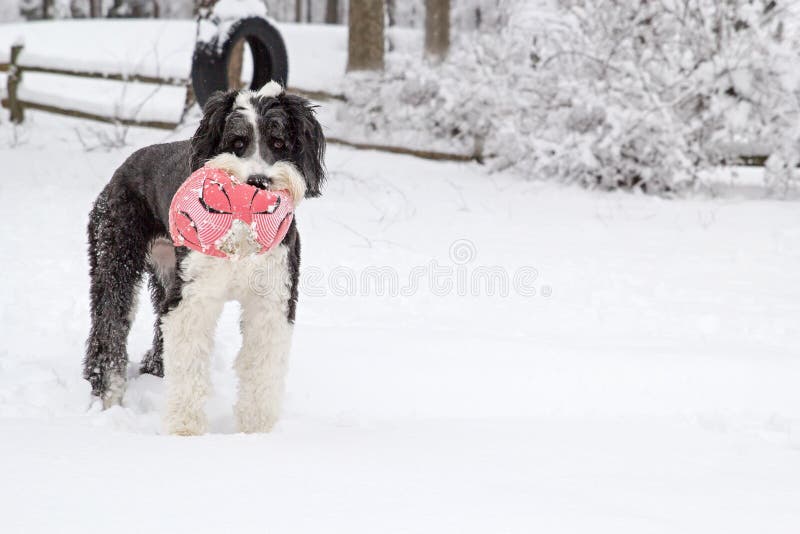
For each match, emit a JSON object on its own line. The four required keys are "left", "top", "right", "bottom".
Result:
{"left": 341, "top": 0, "right": 800, "bottom": 193}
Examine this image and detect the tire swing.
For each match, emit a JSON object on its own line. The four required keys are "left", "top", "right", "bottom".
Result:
{"left": 191, "top": 16, "right": 289, "bottom": 108}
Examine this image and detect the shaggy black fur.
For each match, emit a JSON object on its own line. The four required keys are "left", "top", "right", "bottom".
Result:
{"left": 83, "top": 88, "right": 325, "bottom": 401}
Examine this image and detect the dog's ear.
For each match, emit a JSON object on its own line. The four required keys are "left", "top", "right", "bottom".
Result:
{"left": 284, "top": 94, "right": 326, "bottom": 197}
{"left": 191, "top": 90, "right": 237, "bottom": 171}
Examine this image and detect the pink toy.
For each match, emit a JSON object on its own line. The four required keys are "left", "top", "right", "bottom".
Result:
{"left": 169, "top": 165, "right": 294, "bottom": 258}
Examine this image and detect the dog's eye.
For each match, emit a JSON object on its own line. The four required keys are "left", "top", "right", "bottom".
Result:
{"left": 232, "top": 139, "right": 246, "bottom": 152}
{"left": 272, "top": 139, "right": 285, "bottom": 150}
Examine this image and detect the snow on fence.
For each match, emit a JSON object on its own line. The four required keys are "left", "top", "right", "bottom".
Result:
{"left": 2, "top": 44, "right": 190, "bottom": 128}
{"left": 0, "top": 20, "right": 196, "bottom": 128}
{"left": 0, "top": 19, "right": 348, "bottom": 130}
{"left": 0, "top": 19, "right": 482, "bottom": 162}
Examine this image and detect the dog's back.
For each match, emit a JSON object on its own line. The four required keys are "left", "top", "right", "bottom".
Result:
{"left": 104, "top": 139, "right": 194, "bottom": 229}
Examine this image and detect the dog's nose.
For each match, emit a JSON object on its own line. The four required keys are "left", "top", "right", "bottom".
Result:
{"left": 246, "top": 174, "right": 271, "bottom": 189}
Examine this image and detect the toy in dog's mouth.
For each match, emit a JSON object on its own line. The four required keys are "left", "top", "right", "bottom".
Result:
{"left": 169, "top": 163, "right": 295, "bottom": 258}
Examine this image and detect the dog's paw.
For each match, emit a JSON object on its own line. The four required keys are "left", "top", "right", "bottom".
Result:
{"left": 166, "top": 420, "right": 206, "bottom": 437}
{"left": 235, "top": 403, "right": 279, "bottom": 434}
{"left": 100, "top": 373, "right": 126, "bottom": 409}
{"left": 85, "top": 368, "right": 126, "bottom": 408}
{"left": 171, "top": 428, "right": 203, "bottom": 437}
{"left": 165, "top": 408, "right": 207, "bottom": 436}
{"left": 236, "top": 417, "right": 278, "bottom": 434}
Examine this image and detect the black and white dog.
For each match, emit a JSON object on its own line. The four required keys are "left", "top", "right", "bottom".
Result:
{"left": 84, "top": 81, "right": 325, "bottom": 435}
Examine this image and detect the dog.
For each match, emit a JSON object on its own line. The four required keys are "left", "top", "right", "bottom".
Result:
{"left": 84, "top": 81, "right": 325, "bottom": 435}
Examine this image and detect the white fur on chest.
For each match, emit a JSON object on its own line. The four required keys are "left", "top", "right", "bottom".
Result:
{"left": 162, "top": 244, "right": 294, "bottom": 435}
{"left": 180, "top": 245, "right": 292, "bottom": 305}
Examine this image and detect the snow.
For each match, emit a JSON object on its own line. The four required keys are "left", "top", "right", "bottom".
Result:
{"left": 1, "top": 110, "right": 800, "bottom": 532}
{"left": 0, "top": 20, "right": 419, "bottom": 96}
{"left": 19, "top": 71, "right": 186, "bottom": 123}
{"left": 0, "top": 20, "right": 198, "bottom": 81}
{"left": 213, "top": 0, "right": 268, "bottom": 20}
{"left": 278, "top": 23, "right": 347, "bottom": 94}
{"left": 0, "top": 19, "right": 420, "bottom": 129}
{"left": 0, "top": 0, "right": 19, "bottom": 23}
{"left": 338, "top": 0, "right": 800, "bottom": 190}
{"left": 277, "top": 23, "right": 420, "bottom": 95}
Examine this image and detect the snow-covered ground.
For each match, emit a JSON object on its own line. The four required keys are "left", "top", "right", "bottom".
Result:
{"left": 0, "top": 19, "right": 419, "bottom": 97}
{"left": 1, "top": 110, "right": 800, "bottom": 533}
{"left": 0, "top": 19, "right": 420, "bottom": 141}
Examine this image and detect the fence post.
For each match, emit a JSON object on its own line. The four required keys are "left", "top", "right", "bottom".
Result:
{"left": 7, "top": 44, "right": 23, "bottom": 123}
{"left": 180, "top": 83, "right": 196, "bottom": 123}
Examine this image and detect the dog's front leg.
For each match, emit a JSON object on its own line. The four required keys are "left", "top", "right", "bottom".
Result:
{"left": 161, "top": 255, "right": 225, "bottom": 436}
{"left": 234, "top": 267, "right": 293, "bottom": 434}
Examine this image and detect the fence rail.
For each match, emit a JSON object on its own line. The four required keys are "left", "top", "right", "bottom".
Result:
{"left": 2, "top": 43, "right": 768, "bottom": 166}
{"left": 18, "top": 65, "right": 188, "bottom": 86}
{"left": 2, "top": 43, "right": 193, "bottom": 129}
{"left": 5, "top": 98, "right": 182, "bottom": 130}
{"left": 0, "top": 44, "right": 345, "bottom": 131}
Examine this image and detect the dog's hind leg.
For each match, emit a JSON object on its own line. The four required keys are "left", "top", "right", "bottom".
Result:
{"left": 140, "top": 238, "right": 177, "bottom": 377}
{"left": 84, "top": 188, "right": 154, "bottom": 407}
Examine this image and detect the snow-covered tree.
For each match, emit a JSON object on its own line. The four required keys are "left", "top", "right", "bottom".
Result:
{"left": 347, "top": 0, "right": 384, "bottom": 71}
{"left": 339, "top": 0, "right": 800, "bottom": 193}
{"left": 158, "top": 0, "right": 193, "bottom": 18}
{"left": 540, "top": 0, "right": 800, "bottom": 191}
{"left": 424, "top": 0, "right": 449, "bottom": 60}
{"left": 19, "top": 0, "right": 57, "bottom": 18}
{"left": 108, "top": 0, "right": 158, "bottom": 17}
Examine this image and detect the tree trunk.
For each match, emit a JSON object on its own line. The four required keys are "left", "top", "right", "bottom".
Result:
{"left": 295, "top": 0, "right": 302, "bottom": 22}
{"left": 306, "top": 0, "right": 312, "bottom": 22}
{"left": 424, "top": 0, "right": 450, "bottom": 61}
{"left": 325, "top": 0, "right": 339, "bottom": 24}
{"left": 386, "top": 0, "right": 395, "bottom": 26}
{"left": 89, "top": 0, "right": 102, "bottom": 17}
{"left": 227, "top": 39, "right": 245, "bottom": 90}
{"left": 109, "top": 0, "right": 124, "bottom": 17}
{"left": 347, "top": 0, "right": 384, "bottom": 71}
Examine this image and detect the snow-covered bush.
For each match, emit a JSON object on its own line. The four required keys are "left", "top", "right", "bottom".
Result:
{"left": 388, "top": 0, "right": 423, "bottom": 27}
{"left": 108, "top": 0, "right": 159, "bottom": 18}
{"left": 339, "top": 0, "right": 800, "bottom": 193}
{"left": 14, "top": 0, "right": 194, "bottom": 19}
{"left": 19, "top": 0, "right": 72, "bottom": 19}
{"left": 554, "top": 0, "right": 800, "bottom": 192}
{"left": 260, "top": 0, "right": 427, "bottom": 27}
{"left": 158, "top": 0, "right": 194, "bottom": 19}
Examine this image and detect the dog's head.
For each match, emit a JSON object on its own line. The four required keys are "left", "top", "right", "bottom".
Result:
{"left": 190, "top": 81, "right": 326, "bottom": 201}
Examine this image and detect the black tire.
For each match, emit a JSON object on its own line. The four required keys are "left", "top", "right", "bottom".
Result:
{"left": 191, "top": 17, "right": 289, "bottom": 108}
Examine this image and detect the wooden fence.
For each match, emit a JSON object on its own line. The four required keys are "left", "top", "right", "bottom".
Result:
{"left": 3, "top": 45, "right": 773, "bottom": 166}
{"left": 1, "top": 44, "right": 192, "bottom": 129}
{"left": 0, "top": 43, "right": 344, "bottom": 130}
{"left": 0, "top": 43, "right": 478, "bottom": 162}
